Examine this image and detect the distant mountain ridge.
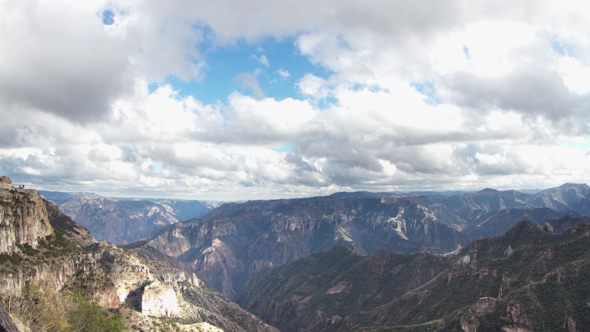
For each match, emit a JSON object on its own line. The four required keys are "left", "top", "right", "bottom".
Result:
{"left": 139, "top": 182, "right": 590, "bottom": 299}
{"left": 365, "top": 183, "right": 590, "bottom": 238}
{"left": 145, "top": 196, "right": 471, "bottom": 297}
{"left": 40, "top": 191, "right": 219, "bottom": 244}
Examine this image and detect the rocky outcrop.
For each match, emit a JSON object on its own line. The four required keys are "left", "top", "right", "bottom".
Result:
{"left": 473, "top": 297, "right": 499, "bottom": 315}
{"left": 3, "top": 259, "right": 118, "bottom": 310}
{"left": 0, "top": 180, "right": 53, "bottom": 254}
{"left": 89, "top": 241, "right": 279, "bottom": 332}
{"left": 0, "top": 247, "right": 121, "bottom": 308}
{"left": 141, "top": 281, "right": 181, "bottom": 318}
{"left": 0, "top": 179, "right": 118, "bottom": 308}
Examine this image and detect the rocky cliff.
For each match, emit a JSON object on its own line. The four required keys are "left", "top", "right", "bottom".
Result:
{"left": 0, "top": 178, "right": 53, "bottom": 254}
{"left": 146, "top": 196, "right": 471, "bottom": 297}
{"left": 0, "top": 178, "right": 278, "bottom": 332}
{"left": 0, "top": 231, "right": 121, "bottom": 308}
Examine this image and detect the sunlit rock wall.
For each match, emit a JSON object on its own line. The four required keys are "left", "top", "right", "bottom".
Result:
{"left": 0, "top": 178, "right": 54, "bottom": 254}
{"left": 141, "top": 281, "right": 181, "bottom": 318}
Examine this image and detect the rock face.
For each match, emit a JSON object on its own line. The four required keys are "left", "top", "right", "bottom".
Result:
{"left": 0, "top": 179, "right": 53, "bottom": 254}
{"left": 147, "top": 196, "right": 471, "bottom": 297}
{"left": 0, "top": 246, "right": 121, "bottom": 308}
{"left": 141, "top": 280, "right": 181, "bottom": 318}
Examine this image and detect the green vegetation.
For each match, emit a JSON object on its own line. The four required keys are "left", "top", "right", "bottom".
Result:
{"left": 48, "top": 212, "right": 81, "bottom": 236}
{"left": 18, "top": 243, "right": 39, "bottom": 256}
{"left": 6, "top": 281, "right": 124, "bottom": 332}
{"left": 0, "top": 231, "right": 85, "bottom": 271}
{"left": 38, "top": 231, "right": 86, "bottom": 258}
{"left": 0, "top": 252, "right": 22, "bottom": 266}
{"left": 67, "top": 292, "right": 125, "bottom": 332}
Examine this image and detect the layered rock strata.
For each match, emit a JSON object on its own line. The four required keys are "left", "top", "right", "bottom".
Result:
{"left": 0, "top": 179, "right": 53, "bottom": 254}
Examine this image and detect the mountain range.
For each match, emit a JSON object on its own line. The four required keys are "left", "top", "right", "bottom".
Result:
{"left": 236, "top": 217, "right": 590, "bottom": 331}
{"left": 3, "top": 178, "right": 590, "bottom": 331}
{"left": 40, "top": 191, "right": 218, "bottom": 244}
{"left": 136, "top": 183, "right": 590, "bottom": 298}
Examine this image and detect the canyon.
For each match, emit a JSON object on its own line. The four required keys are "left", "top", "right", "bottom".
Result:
{"left": 3, "top": 176, "right": 590, "bottom": 331}
{"left": 0, "top": 178, "right": 277, "bottom": 332}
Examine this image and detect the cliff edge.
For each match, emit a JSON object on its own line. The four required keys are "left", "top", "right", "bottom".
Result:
{"left": 0, "top": 177, "right": 53, "bottom": 254}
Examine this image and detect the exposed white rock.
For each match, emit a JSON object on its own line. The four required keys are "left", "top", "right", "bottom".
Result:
{"left": 458, "top": 255, "right": 471, "bottom": 265}
{"left": 109, "top": 255, "right": 154, "bottom": 303}
{"left": 0, "top": 182, "right": 54, "bottom": 253}
{"left": 504, "top": 246, "right": 514, "bottom": 257}
{"left": 141, "top": 281, "right": 181, "bottom": 318}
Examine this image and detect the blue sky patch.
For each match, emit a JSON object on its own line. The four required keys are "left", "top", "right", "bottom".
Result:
{"left": 157, "top": 37, "right": 334, "bottom": 105}
{"left": 273, "top": 143, "right": 294, "bottom": 154}
{"left": 102, "top": 10, "right": 115, "bottom": 25}
{"left": 551, "top": 39, "right": 575, "bottom": 57}
{"left": 463, "top": 45, "right": 471, "bottom": 60}
{"left": 152, "top": 161, "right": 163, "bottom": 171}
{"left": 412, "top": 82, "right": 442, "bottom": 106}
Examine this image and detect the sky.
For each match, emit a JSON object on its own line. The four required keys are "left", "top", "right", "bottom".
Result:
{"left": 1, "top": 0, "right": 590, "bottom": 201}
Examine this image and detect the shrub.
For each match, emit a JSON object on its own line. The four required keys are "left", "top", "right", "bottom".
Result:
{"left": 7, "top": 281, "right": 125, "bottom": 332}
